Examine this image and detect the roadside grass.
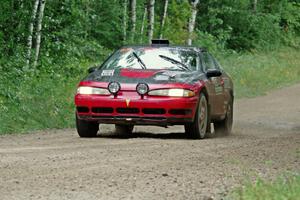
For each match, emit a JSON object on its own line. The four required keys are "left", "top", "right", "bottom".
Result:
{"left": 219, "top": 47, "right": 300, "bottom": 98}
{"left": 0, "top": 75, "right": 79, "bottom": 134}
{"left": 0, "top": 59, "right": 94, "bottom": 134}
{"left": 228, "top": 174, "right": 300, "bottom": 200}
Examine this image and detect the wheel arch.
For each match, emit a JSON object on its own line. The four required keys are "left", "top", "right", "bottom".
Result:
{"left": 200, "top": 86, "right": 210, "bottom": 115}
{"left": 229, "top": 89, "right": 234, "bottom": 102}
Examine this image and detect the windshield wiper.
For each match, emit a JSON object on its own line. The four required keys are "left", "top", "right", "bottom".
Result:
{"left": 159, "top": 55, "right": 191, "bottom": 71}
{"left": 132, "top": 51, "right": 147, "bottom": 69}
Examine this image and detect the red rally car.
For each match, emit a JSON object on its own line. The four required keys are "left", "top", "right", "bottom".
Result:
{"left": 74, "top": 40, "right": 234, "bottom": 139}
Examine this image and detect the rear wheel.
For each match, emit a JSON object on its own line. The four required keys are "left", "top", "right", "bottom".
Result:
{"left": 185, "top": 93, "right": 209, "bottom": 139}
{"left": 76, "top": 115, "right": 99, "bottom": 138}
{"left": 115, "top": 124, "right": 134, "bottom": 135}
{"left": 214, "top": 98, "right": 233, "bottom": 136}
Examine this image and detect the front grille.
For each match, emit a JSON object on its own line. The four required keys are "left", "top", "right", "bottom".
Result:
{"left": 116, "top": 108, "right": 139, "bottom": 114}
{"left": 142, "top": 108, "right": 166, "bottom": 115}
{"left": 77, "top": 106, "right": 89, "bottom": 113}
{"left": 92, "top": 107, "right": 113, "bottom": 113}
{"left": 169, "top": 109, "right": 192, "bottom": 115}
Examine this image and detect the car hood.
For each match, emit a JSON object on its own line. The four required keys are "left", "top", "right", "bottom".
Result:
{"left": 83, "top": 69, "right": 205, "bottom": 84}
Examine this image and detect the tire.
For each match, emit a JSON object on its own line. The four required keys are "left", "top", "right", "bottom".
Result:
{"left": 214, "top": 97, "right": 233, "bottom": 136}
{"left": 115, "top": 124, "right": 134, "bottom": 135}
{"left": 76, "top": 115, "right": 99, "bottom": 138}
{"left": 185, "top": 93, "right": 209, "bottom": 139}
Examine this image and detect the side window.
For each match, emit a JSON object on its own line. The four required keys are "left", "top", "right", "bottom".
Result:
{"left": 211, "top": 56, "right": 223, "bottom": 70}
{"left": 201, "top": 52, "right": 217, "bottom": 72}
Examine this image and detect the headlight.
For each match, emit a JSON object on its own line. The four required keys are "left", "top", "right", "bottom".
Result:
{"left": 77, "top": 86, "right": 110, "bottom": 95}
{"left": 108, "top": 82, "right": 121, "bottom": 95}
{"left": 148, "top": 89, "right": 195, "bottom": 97}
{"left": 136, "top": 83, "right": 149, "bottom": 95}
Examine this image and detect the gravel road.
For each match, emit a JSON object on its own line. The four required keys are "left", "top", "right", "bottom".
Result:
{"left": 0, "top": 84, "right": 299, "bottom": 200}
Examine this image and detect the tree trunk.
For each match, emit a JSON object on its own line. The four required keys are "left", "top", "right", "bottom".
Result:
{"left": 84, "top": 1, "right": 90, "bottom": 39}
{"left": 252, "top": 0, "right": 257, "bottom": 12}
{"left": 33, "top": 0, "right": 46, "bottom": 68}
{"left": 123, "top": 0, "right": 128, "bottom": 42}
{"left": 159, "top": 0, "right": 168, "bottom": 39}
{"left": 130, "top": 0, "right": 136, "bottom": 42}
{"left": 20, "top": 0, "right": 24, "bottom": 9}
{"left": 140, "top": 6, "right": 147, "bottom": 43}
{"left": 187, "top": 0, "right": 200, "bottom": 46}
{"left": 147, "top": 0, "right": 155, "bottom": 44}
{"left": 26, "top": 0, "right": 39, "bottom": 68}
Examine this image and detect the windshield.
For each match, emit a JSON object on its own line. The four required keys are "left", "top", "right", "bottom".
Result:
{"left": 101, "top": 47, "right": 199, "bottom": 71}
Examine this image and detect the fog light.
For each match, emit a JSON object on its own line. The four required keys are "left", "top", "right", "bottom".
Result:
{"left": 136, "top": 83, "right": 149, "bottom": 95}
{"left": 108, "top": 82, "right": 120, "bottom": 95}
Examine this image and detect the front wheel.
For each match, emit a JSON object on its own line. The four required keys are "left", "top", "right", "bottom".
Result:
{"left": 76, "top": 115, "right": 99, "bottom": 138}
{"left": 185, "top": 93, "right": 209, "bottom": 139}
{"left": 214, "top": 98, "right": 233, "bottom": 136}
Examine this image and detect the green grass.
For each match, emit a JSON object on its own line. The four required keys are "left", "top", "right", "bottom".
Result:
{"left": 0, "top": 59, "right": 95, "bottom": 134}
{"left": 219, "top": 47, "right": 300, "bottom": 98}
{"left": 0, "top": 74, "right": 79, "bottom": 134}
{"left": 228, "top": 174, "right": 300, "bottom": 200}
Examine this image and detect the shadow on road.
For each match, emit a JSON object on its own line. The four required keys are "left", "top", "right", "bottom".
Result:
{"left": 98, "top": 132, "right": 188, "bottom": 140}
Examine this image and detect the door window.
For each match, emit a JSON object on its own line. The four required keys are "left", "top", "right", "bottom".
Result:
{"left": 201, "top": 52, "right": 218, "bottom": 72}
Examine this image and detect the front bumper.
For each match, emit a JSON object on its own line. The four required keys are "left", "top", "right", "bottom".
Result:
{"left": 75, "top": 92, "right": 198, "bottom": 126}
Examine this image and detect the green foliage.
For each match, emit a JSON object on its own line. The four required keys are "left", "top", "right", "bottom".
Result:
{"left": 194, "top": 31, "right": 227, "bottom": 53}
{"left": 219, "top": 47, "right": 300, "bottom": 97}
{"left": 228, "top": 174, "right": 300, "bottom": 200}
{"left": 197, "top": 0, "right": 300, "bottom": 51}
{"left": 227, "top": 12, "right": 282, "bottom": 50}
{"left": 0, "top": 75, "right": 77, "bottom": 133}
{"left": 162, "top": 0, "right": 190, "bottom": 44}
{"left": 0, "top": 61, "right": 91, "bottom": 134}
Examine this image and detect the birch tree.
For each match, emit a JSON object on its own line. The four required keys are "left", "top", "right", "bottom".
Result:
{"left": 147, "top": 0, "right": 155, "bottom": 44}
{"left": 159, "top": 0, "right": 168, "bottom": 39}
{"left": 252, "top": 0, "right": 257, "bottom": 12}
{"left": 140, "top": 6, "right": 147, "bottom": 43}
{"left": 123, "top": 0, "right": 128, "bottom": 42}
{"left": 130, "top": 0, "right": 136, "bottom": 42}
{"left": 187, "top": 0, "right": 199, "bottom": 46}
{"left": 26, "top": 0, "right": 39, "bottom": 67}
{"left": 33, "top": 0, "right": 46, "bottom": 68}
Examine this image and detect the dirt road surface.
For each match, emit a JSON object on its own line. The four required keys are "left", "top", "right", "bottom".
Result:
{"left": 1, "top": 84, "right": 299, "bottom": 200}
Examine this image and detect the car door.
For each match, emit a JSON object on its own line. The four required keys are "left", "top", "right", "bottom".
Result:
{"left": 200, "top": 51, "right": 226, "bottom": 118}
{"left": 211, "top": 56, "right": 233, "bottom": 113}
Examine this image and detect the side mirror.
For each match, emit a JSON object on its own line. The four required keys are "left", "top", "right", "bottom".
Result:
{"left": 88, "top": 67, "right": 97, "bottom": 73}
{"left": 206, "top": 69, "right": 222, "bottom": 78}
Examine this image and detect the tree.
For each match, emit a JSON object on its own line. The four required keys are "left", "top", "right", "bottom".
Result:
{"left": 147, "top": 0, "right": 155, "bottom": 44}
{"left": 130, "top": 0, "right": 136, "bottom": 42}
{"left": 251, "top": 0, "right": 258, "bottom": 12}
{"left": 123, "top": 0, "right": 128, "bottom": 42}
{"left": 159, "top": 0, "right": 169, "bottom": 39}
{"left": 140, "top": 6, "right": 147, "bottom": 43}
{"left": 33, "top": 0, "right": 46, "bottom": 68}
{"left": 26, "top": 0, "right": 39, "bottom": 68}
{"left": 187, "top": 0, "right": 200, "bottom": 46}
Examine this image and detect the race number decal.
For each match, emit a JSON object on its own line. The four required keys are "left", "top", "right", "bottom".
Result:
{"left": 101, "top": 70, "right": 114, "bottom": 76}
